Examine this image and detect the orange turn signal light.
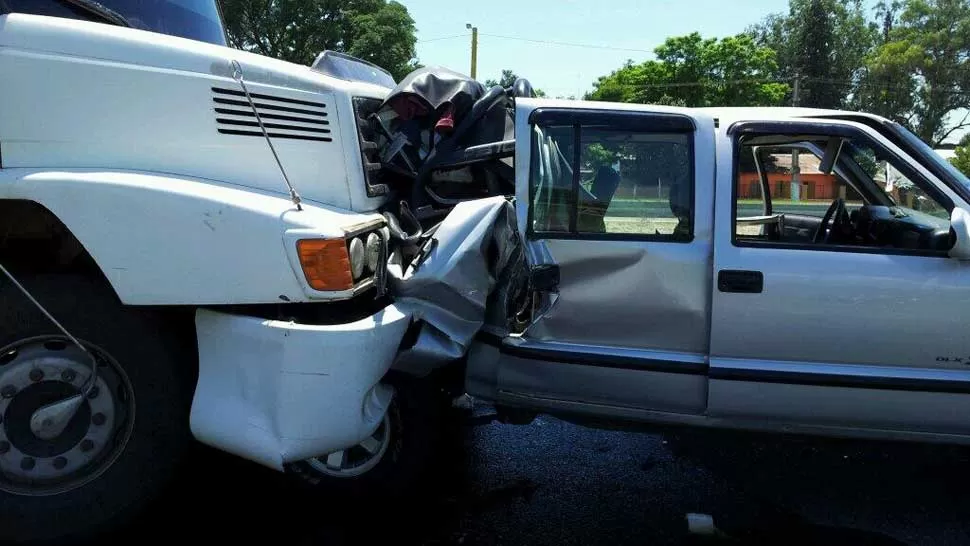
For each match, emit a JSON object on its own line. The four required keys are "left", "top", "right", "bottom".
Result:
{"left": 296, "top": 239, "right": 354, "bottom": 291}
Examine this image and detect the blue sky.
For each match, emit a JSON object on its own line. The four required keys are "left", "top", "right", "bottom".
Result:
{"left": 402, "top": 0, "right": 827, "bottom": 98}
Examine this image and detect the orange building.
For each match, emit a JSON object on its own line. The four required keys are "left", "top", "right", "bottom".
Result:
{"left": 738, "top": 152, "right": 839, "bottom": 200}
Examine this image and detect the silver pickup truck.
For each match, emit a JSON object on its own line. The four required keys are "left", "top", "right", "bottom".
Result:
{"left": 466, "top": 101, "right": 970, "bottom": 446}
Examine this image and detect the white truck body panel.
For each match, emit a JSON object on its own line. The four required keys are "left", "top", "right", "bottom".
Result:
{"left": 0, "top": 168, "right": 383, "bottom": 304}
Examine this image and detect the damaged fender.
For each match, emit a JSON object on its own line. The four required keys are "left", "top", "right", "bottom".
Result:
{"left": 390, "top": 196, "right": 521, "bottom": 376}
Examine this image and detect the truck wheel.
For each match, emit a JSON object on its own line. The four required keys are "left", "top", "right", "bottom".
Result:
{"left": 287, "top": 377, "right": 443, "bottom": 500}
{"left": 0, "top": 274, "right": 191, "bottom": 543}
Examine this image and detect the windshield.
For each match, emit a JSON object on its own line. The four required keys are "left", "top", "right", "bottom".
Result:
{"left": 6, "top": 0, "right": 227, "bottom": 46}
{"left": 890, "top": 121, "right": 970, "bottom": 191}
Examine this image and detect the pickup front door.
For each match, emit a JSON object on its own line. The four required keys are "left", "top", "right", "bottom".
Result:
{"left": 709, "top": 118, "right": 970, "bottom": 435}
{"left": 468, "top": 103, "right": 716, "bottom": 418}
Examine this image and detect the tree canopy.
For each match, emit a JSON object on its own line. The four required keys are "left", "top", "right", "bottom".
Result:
{"left": 586, "top": 33, "right": 789, "bottom": 107}
{"left": 585, "top": 0, "right": 969, "bottom": 146}
{"left": 748, "top": 0, "right": 876, "bottom": 108}
{"left": 862, "top": 0, "right": 970, "bottom": 144}
{"left": 221, "top": 0, "right": 419, "bottom": 81}
{"left": 484, "top": 69, "right": 547, "bottom": 97}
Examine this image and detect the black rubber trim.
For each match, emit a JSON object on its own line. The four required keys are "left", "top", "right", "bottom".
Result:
{"left": 215, "top": 118, "right": 332, "bottom": 134}
{"left": 212, "top": 87, "right": 326, "bottom": 108}
{"left": 217, "top": 129, "right": 332, "bottom": 142}
{"left": 213, "top": 97, "right": 328, "bottom": 118}
{"left": 529, "top": 108, "right": 696, "bottom": 132}
{"left": 214, "top": 108, "right": 330, "bottom": 125}
{"left": 475, "top": 332, "right": 707, "bottom": 375}
{"left": 711, "top": 367, "right": 970, "bottom": 395}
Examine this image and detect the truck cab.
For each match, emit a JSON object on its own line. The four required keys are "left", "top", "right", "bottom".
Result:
{"left": 467, "top": 99, "right": 970, "bottom": 443}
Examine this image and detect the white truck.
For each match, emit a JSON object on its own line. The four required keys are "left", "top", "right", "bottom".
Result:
{"left": 4, "top": 2, "right": 970, "bottom": 543}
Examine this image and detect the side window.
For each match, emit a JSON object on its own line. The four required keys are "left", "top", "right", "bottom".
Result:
{"left": 530, "top": 119, "right": 694, "bottom": 241}
{"left": 734, "top": 131, "right": 954, "bottom": 254}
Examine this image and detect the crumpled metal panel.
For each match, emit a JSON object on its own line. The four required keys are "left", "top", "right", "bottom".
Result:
{"left": 390, "top": 196, "right": 520, "bottom": 375}
{"left": 521, "top": 238, "right": 710, "bottom": 354}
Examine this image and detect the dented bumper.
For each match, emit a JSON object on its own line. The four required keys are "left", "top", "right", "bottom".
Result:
{"left": 189, "top": 305, "right": 410, "bottom": 471}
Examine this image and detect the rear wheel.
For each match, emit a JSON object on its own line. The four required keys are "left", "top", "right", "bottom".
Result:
{"left": 0, "top": 275, "right": 191, "bottom": 543}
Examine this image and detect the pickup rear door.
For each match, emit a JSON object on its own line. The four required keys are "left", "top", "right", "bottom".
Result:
{"left": 708, "top": 116, "right": 970, "bottom": 435}
{"left": 467, "top": 102, "right": 716, "bottom": 418}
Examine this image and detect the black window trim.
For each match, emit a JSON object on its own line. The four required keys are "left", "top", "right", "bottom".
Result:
{"left": 526, "top": 108, "right": 697, "bottom": 244}
{"left": 729, "top": 120, "right": 955, "bottom": 259}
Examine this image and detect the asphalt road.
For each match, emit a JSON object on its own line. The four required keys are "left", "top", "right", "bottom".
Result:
{"left": 107, "top": 404, "right": 970, "bottom": 546}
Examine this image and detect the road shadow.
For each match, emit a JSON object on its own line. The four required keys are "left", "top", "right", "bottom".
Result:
{"left": 97, "top": 412, "right": 970, "bottom": 546}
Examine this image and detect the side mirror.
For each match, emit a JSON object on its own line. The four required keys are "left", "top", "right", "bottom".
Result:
{"left": 949, "top": 208, "right": 970, "bottom": 260}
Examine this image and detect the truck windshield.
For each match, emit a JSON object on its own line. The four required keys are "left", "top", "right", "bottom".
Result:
{"left": 5, "top": 0, "right": 227, "bottom": 46}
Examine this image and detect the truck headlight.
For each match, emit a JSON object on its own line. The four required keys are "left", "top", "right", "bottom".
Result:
{"left": 348, "top": 236, "right": 365, "bottom": 280}
{"left": 364, "top": 232, "right": 382, "bottom": 273}
{"left": 295, "top": 230, "right": 383, "bottom": 292}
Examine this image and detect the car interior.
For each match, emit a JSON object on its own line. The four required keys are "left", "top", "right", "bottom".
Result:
{"left": 735, "top": 133, "right": 955, "bottom": 253}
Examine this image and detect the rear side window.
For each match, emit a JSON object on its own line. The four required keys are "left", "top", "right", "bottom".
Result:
{"left": 5, "top": 0, "right": 228, "bottom": 46}
{"left": 529, "top": 112, "right": 695, "bottom": 241}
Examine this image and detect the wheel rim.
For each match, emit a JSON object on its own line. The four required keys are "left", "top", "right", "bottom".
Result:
{"left": 0, "top": 336, "right": 135, "bottom": 496}
{"left": 306, "top": 409, "right": 392, "bottom": 478}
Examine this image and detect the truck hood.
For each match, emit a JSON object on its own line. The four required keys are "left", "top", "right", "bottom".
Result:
{"left": 0, "top": 13, "right": 390, "bottom": 212}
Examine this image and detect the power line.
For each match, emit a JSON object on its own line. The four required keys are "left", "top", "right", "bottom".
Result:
{"left": 416, "top": 34, "right": 468, "bottom": 44}
{"left": 477, "top": 33, "right": 653, "bottom": 54}
{"left": 597, "top": 77, "right": 970, "bottom": 97}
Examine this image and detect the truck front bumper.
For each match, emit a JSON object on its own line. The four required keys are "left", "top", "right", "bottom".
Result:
{"left": 189, "top": 305, "right": 411, "bottom": 471}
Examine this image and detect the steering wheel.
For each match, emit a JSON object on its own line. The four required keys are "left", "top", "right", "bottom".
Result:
{"left": 813, "top": 197, "right": 846, "bottom": 243}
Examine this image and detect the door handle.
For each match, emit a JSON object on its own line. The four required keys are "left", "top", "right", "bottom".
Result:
{"left": 718, "top": 270, "right": 763, "bottom": 293}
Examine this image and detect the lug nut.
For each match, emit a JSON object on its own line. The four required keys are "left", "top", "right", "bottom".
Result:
{"left": 0, "top": 441, "right": 10, "bottom": 454}
{"left": 61, "top": 370, "right": 76, "bottom": 382}
{"left": 80, "top": 439, "right": 94, "bottom": 453}
{"left": 87, "top": 387, "right": 99, "bottom": 400}
{"left": 52, "top": 457, "right": 67, "bottom": 470}
{"left": 20, "top": 457, "right": 35, "bottom": 471}
{"left": 0, "top": 386, "right": 16, "bottom": 399}
{"left": 29, "top": 369, "right": 44, "bottom": 382}
{"left": 91, "top": 413, "right": 106, "bottom": 426}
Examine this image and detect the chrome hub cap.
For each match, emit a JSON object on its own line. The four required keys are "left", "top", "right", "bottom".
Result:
{"left": 0, "top": 337, "right": 134, "bottom": 496}
{"left": 307, "top": 410, "right": 392, "bottom": 478}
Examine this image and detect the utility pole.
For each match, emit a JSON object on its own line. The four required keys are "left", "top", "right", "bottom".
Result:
{"left": 791, "top": 72, "right": 801, "bottom": 202}
{"left": 466, "top": 23, "right": 478, "bottom": 79}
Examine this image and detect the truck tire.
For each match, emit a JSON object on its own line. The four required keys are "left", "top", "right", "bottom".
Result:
{"left": 0, "top": 274, "right": 191, "bottom": 543}
{"left": 286, "top": 376, "right": 444, "bottom": 501}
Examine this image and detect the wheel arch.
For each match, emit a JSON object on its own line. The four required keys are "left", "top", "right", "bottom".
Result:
{"left": 0, "top": 199, "right": 115, "bottom": 290}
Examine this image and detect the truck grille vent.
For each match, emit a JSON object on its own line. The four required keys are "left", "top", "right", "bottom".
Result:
{"left": 353, "top": 97, "right": 388, "bottom": 197}
{"left": 211, "top": 87, "right": 332, "bottom": 142}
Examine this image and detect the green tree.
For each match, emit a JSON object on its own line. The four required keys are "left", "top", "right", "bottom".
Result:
{"left": 750, "top": 0, "right": 876, "bottom": 108}
{"left": 862, "top": 0, "right": 970, "bottom": 145}
{"left": 953, "top": 135, "right": 970, "bottom": 176}
{"left": 586, "top": 33, "right": 789, "bottom": 107}
{"left": 484, "top": 69, "right": 547, "bottom": 97}
{"left": 221, "top": 0, "right": 419, "bottom": 81}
